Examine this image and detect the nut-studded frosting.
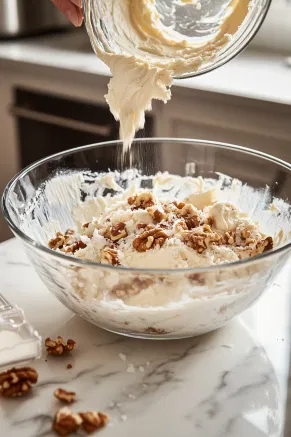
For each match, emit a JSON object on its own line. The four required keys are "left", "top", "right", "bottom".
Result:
{"left": 48, "top": 175, "right": 274, "bottom": 270}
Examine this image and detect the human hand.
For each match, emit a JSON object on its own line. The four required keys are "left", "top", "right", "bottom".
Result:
{"left": 51, "top": 0, "right": 84, "bottom": 27}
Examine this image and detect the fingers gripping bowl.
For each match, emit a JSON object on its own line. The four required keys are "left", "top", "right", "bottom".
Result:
{"left": 2, "top": 139, "right": 291, "bottom": 339}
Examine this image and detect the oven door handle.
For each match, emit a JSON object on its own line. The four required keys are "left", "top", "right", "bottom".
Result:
{"left": 10, "top": 105, "right": 113, "bottom": 137}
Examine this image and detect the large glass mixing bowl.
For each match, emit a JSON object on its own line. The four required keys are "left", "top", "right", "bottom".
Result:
{"left": 83, "top": 0, "right": 272, "bottom": 78}
{"left": 2, "top": 139, "right": 291, "bottom": 339}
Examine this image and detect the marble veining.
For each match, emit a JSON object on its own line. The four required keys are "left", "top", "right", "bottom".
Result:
{"left": 1, "top": 238, "right": 291, "bottom": 437}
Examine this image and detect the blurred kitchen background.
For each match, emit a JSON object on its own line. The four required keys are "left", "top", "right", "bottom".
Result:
{"left": 0, "top": 0, "right": 291, "bottom": 242}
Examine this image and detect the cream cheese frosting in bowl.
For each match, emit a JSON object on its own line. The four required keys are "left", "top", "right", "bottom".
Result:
{"left": 2, "top": 138, "right": 291, "bottom": 339}
{"left": 83, "top": 0, "right": 271, "bottom": 148}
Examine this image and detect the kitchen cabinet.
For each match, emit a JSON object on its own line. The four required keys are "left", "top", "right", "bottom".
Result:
{"left": 159, "top": 89, "right": 291, "bottom": 159}
{"left": 157, "top": 89, "right": 291, "bottom": 183}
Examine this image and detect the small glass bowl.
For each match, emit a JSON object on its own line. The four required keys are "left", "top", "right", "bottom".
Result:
{"left": 83, "top": 0, "right": 271, "bottom": 78}
{"left": 0, "top": 295, "right": 42, "bottom": 370}
{"left": 2, "top": 138, "right": 291, "bottom": 339}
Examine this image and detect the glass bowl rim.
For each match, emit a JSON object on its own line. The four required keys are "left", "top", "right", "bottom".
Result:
{"left": 83, "top": 0, "right": 272, "bottom": 80}
{"left": 2, "top": 137, "right": 291, "bottom": 274}
{"left": 174, "top": 0, "right": 272, "bottom": 79}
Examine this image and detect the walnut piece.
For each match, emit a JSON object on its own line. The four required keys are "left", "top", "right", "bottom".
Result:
{"left": 49, "top": 232, "right": 66, "bottom": 250}
{"left": 184, "top": 216, "right": 201, "bottom": 229}
{"left": 239, "top": 228, "right": 257, "bottom": 245}
{"left": 133, "top": 227, "right": 168, "bottom": 252}
{"left": 205, "top": 216, "right": 215, "bottom": 226}
{"left": 145, "top": 327, "right": 167, "bottom": 335}
{"left": 182, "top": 226, "right": 223, "bottom": 253}
{"left": 49, "top": 229, "right": 87, "bottom": 254}
{"left": 255, "top": 236, "right": 274, "bottom": 254}
{"left": 0, "top": 367, "right": 38, "bottom": 398}
{"left": 173, "top": 201, "right": 185, "bottom": 209}
{"left": 52, "top": 408, "right": 109, "bottom": 436}
{"left": 128, "top": 192, "right": 154, "bottom": 209}
{"left": 147, "top": 207, "right": 167, "bottom": 223}
{"left": 54, "top": 388, "right": 76, "bottom": 404}
{"left": 187, "top": 273, "right": 205, "bottom": 285}
{"left": 63, "top": 241, "right": 87, "bottom": 253}
{"left": 175, "top": 202, "right": 201, "bottom": 229}
{"left": 52, "top": 407, "right": 82, "bottom": 436}
{"left": 105, "top": 222, "right": 127, "bottom": 242}
{"left": 174, "top": 220, "right": 188, "bottom": 233}
{"left": 237, "top": 229, "right": 273, "bottom": 253}
{"left": 241, "top": 229, "right": 251, "bottom": 240}
{"left": 80, "top": 411, "right": 109, "bottom": 434}
{"left": 111, "top": 278, "right": 153, "bottom": 298}
{"left": 49, "top": 230, "right": 76, "bottom": 251}
{"left": 178, "top": 203, "right": 197, "bottom": 217}
{"left": 224, "top": 231, "right": 236, "bottom": 245}
{"left": 102, "top": 247, "right": 120, "bottom": 265}
{"left": 263, "top": 236, "right": 274, "bottom": 251}
{"left": 136, "top": 223, "right": 148, "bottom": 229}
{"left": 45, "top": 336, "right": 76, "bottom": 356}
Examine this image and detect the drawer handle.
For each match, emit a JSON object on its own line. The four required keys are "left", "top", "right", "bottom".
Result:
{"left": 10, "top": 105, "right": 113, "bottom": 137}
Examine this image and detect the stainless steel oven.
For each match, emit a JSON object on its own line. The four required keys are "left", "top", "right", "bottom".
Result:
{"left": 11, "top": 88, "right": 154, "bottom": 168}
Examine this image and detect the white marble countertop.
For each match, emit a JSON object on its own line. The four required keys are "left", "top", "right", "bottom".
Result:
{"left": 1, "top": 237, "right": 291, "bottom": 437}
{"left": 0, "top": 29, "right": 290, "bottom": 106}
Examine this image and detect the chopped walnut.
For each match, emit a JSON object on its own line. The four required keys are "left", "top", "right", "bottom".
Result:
{"left": 133, "top": 227, "right": 168, "bottom": 252}
{"left": 80, "top": 411, "right": 109, "bottom": 434}
{"left": 241, "top": 229, "right": 251, "bottom": 240}
{"left": 224, "top": 231, "right": 236, "bottom": 245}
{"left": 102, "top": 247, "right": 120, "bottom": 265}
{"left": 112, "top": 278, "right": 153, "bottom": 298}
{"left": 174, "top": 220, "right": 188, "bottom": 232}
{"left": 187, "top": 273, "right": 205, "bottom": 285}
{"left": 49, "top": 230, "right": 76, "bottom": 251}
{"left": 128, "top": 192, "right": 154, "bottom": 209}
{"left": 45, "top": 336, "right": 76, "bottom": 356}
{"left": 145, "top": 327, "right": 167, "bottom": 335}
{"left": 147, "top": 207, "right": 167, "bottom": 223}
{"left": 49, "top": 231, "right": 86, "bottom": 253}
{"left": 175, "top": 203, "right": 201, "bottom": 229}
{"left": 239, "top": 228, "right": 257, "bottom": 245}
{"left": 153, "top": 209, "right": 167, "bottom": 222}
{"left": 184, "top": 216, "right": 201, "bottom": 229}
{"left": 255, "top": 236, "right": 274, "bottom": 254}
{"left": 54, "top": 388, "right": 76, "bottom": 404}
{"left": 205, "top": 216, "right": 215, "bottom": 226}
{"left": 136, "top": 223, "right": 148, "bottom": 229}
{"left": 49, "top": 233, "right": 66, "bottom": 250}
{"left": 179, "top": 203, "right": 197, "bottom": 217}
{"left": 52, "top": 407, "right": 82, "bottom": 436}
{"left": 263, "top": 236, "right": 273, "bottom": 251}
{"left": 63, "top": 241, "right": 87, "bottom": 253}
{"left": 182, "top": 227, "right": 223, "bottom": 253}
{"left": 81, "top": 222, "right": 96, "bottom": 237}
{"left": 0, "top": 367, "right": 38, "bottom": 398}
{"left": 105, "top": 222, "right": 128, "bottom": 241}
{"left": 173, "top": 201, "right": 185, "bottom": 209}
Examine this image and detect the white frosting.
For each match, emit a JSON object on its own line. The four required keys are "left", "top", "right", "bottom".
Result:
{"left": 43, "top": 171, "right": 287, "bottom": 337}
{"left": 86, "top": 0, "right": 252, "bottom": 150}
{"left": 70, "top": 176, "right": 268, "bottom": 272}
{"left": 207, "top": 202, "right": 248, "bottom": 232}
